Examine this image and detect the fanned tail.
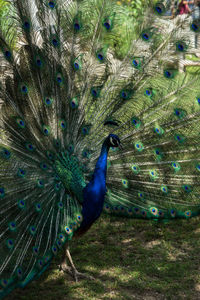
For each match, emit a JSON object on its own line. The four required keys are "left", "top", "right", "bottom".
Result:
{"left": 0, "top": 0, "right": 200, "bottom": 298}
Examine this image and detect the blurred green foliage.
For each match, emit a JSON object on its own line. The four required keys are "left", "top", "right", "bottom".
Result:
{"left": 0, "top": 0, "right": 17, "bottom": 48}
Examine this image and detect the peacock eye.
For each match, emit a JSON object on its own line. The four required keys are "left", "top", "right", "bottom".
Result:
{"left": 74, "top": 62, "right": 79, "bottom": 70}
{"left": 178, "top": 44, "right": 183, "bottom": 51}
{"left": 132, "top": 59, "right": 138, "bottom": 66}
{"left": 53, "top": 39, "right": 58, "bottom": 46}
{"left": 74, "top": 23, "right": 80, "bottom": 30}
{"left": 155, "top": 6, "right": 162, "bottom": 14}
{"left": 36, "top": 59, "right": 42, "bottom": 66}
{"left": 103, "top": 21, "right": 111, "bottom": 30}
{"left": 5, "top": 50, "right": 11, "bottom": 58}
{"left": 142, "top": 33, "right": 149, "bottom": 40}
{"left": 23, "top": 21, "right": 30, "bottom": 30}
{"left": 21, "top": 85, "right": 28, "bottom": 93}
{"left": 48, "top": 1, "right": 55, "bottom": 9}
{"left": 98, "top": 54, "right": 103, "bottom": 61}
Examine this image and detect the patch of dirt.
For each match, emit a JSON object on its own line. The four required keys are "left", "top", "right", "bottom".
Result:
{"left": 144, "top": 240, "right": 162, "bottom": 249}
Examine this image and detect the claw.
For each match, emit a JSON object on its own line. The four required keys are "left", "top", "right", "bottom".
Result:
{"left": 72, "top": 270, "right": 95, "bottom": 282}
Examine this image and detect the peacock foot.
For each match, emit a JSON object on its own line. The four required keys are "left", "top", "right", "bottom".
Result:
{"left": 59, "top": 261, "right": 72, "bottom": 273}
{"left": 59, "top": 261, "right": 94, "bottom": 281}
{"left": 71, "top": 269, "right": 95, "bottom": 282}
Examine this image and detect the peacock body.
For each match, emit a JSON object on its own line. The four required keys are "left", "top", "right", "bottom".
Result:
{"left": 0, "top": 0, "right": 200, "bottom": 298}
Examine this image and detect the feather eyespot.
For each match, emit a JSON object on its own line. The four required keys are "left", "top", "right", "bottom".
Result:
{"left": 16, "top": 268, "right": 23, "bottom": 278}
{"left": 134, "top": 207, "right": 140, "bottom": 214}
{"left": 4, "top": 49, "right": 12, "bottom": 61}
{"left": 196, "top": 164, "right": 200, "bottom": 171}
{"left": 150, "top": 207, "right": 158, "bottom": 216}
{"left": 18, "top": 199, "right": 25, "bottom": 209}
{"left": 176, "top": 41, "right": 187, "bottom": 52}
{"left": 127, "top": 208, "right": 133, "bottom": 215}
{"left": 44, "top": 97, "right": 53, "bottom": 106}
{"left": 131, "top": 164, "right": 140, "bottom": 174}
{"left": 97, "top": 53, "right": 104, "bottom": 61}
{"left": 145, "top": 88, "right": 153, "bottom": 97}
{"left": 122, "top": 179, "right": 128, "bottom": 188}
{"left": 58, "top": 233, "right": 66, "bottom": 243}
{"left": 9, "top": 221, "right": 16, "bottom": 231}
{"left": 191, "top": 20, "right": 200, "bottom": 32}
{"left": 37, "top": 180, "right": 44, "bottom": 188}
{"left": 40, "top": 163, "right": 48, "bottom": 171}
{"left": 73, "top": 16, "right": 82, "bottom": 32}
{"left": 17, "top": 168, "right": 26, "bottom": 178}
{"left": 54, "top": 140, "right": 60, "bottom": 148}
{"left": 74, "top": 22, "right": 80, "bottom": 31}
{"left": 135, "top": 142, "right": 144, "bottom": 152}
{"left": 70, "top": 97, "right": 79, "bottom": 108}
{"left": 43, "top": 125, "right": 50, "bottom": 136}
{"left": 161, "top": 185, "right": 168, "bottom": 194}
{"left": 16, "top": 118, "right": 25, "bottom": 129}
{"left": 5, "top": 50, "right": 11, "bottom": 57}
{"left": 55, "top": 182, "right": 61, "bottom": 191}
{"left": 158, "top": 210, "right": 164, "bottom": 217}
{"left": 6, "top": 239, "right": 14, "bottom": 249}
{"left": 36, "top": 58, "right": 42, "bottom": 67}
{"left": 59, "top": 120, "right": 66, "bottom": 130}
{"left": 182, "top": 185, "right": 192, "bottom": 193}
{"left": 141, "top": 210, "right": 147, "bottom": 217}
{"left": 103, "top": 18, "right": 112, "bottom": 30}
{"left": 0, "top": 187, "right": 5, "bottom": 198}
{"left": 51, "top": 36, "right": 60, "bottom": 47}
{"left": 74, "top": 62, "right": 79, "bottom": 70}
{"left": 21, "top": 85, "right": 28, "bottom": 94}
{"left": 1, "top": 279, "right": 9, "bottom": 288}
{"left": 35, "top": 203, "right": 42, "bottom": 212}
{"left": 56, "top": 239, "right": 62, "bottom": 248}
{"left": 170, "top": 209, "right": 176, "bottom": 217}
{"left": 154, "top": 3, "right": 165, "bottom": 15}
{"left": 46, "top": 151, "right": 54, "bottom": 160}
{"left": 57, "top": 202, "right": 63, "bottom": 209}
{"left": 37, "top": 259, "right": 43, "bottom": 269}
{"left": 48, "top": 1, "right": 55, "bottom": 9}
{"left": 30, "top": 226, "right": 36, "bottom": 235}
{"left": 1, "top": 148, "right": 11, "bottom": 159}
{"left": 33, "top": 246, "right": 39, "bottom": 255}
{"left": 52, "top": 246, "right": 58, "bottom": 255}
{"left": 132, "top": 59, "right": 138, "bottom": 67}
{"left": 138, "top": 192, "right": 144, "bottom": 199}
{"left": 185, "top": 210, "right": 192, "bottom": 217}
{"left": 23, "top": 20, "right": 31, "bottom": 31}
{"left": 65, "top": 227, "right": 72, "bottom": 234}
{"left": 25, "top": 143, "right": 35, "bottom": 151}
{"left": 76, "top": 215, "right": 83, "bottom": 222}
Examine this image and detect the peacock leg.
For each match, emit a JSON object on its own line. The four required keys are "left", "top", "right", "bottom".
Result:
{"left": 59, "top": 242, "right": 73, "bottom": 274}
{"left": 65, "top": 245, "right": 94, "bottom": 282}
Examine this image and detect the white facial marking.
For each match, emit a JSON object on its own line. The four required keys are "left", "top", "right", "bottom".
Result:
{"left": 110, "top": 137, "right": 115, "bottom": 146}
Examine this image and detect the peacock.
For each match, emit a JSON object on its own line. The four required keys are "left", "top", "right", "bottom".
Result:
{"left": 0, "top": 0, "right": 200, "bottom": 298}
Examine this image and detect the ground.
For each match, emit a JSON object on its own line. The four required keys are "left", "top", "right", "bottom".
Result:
{"left": 7, "top": 213, "right": 200, "bottom": 300}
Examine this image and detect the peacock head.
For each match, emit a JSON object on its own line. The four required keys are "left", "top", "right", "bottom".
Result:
{"left": 106, "top": 134, "right": 120, "bottom": 148}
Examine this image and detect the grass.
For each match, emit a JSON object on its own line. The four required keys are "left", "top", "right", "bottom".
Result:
{"left": 6, "top": 213, "right": 200, "bottom": 300}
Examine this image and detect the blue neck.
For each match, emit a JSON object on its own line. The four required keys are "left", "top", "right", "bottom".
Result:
{"left": 80, "top": 140, "right": 110, "bottom": 229}
{"left": 92, "top": 140, "right": 109, "bottom": 183}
